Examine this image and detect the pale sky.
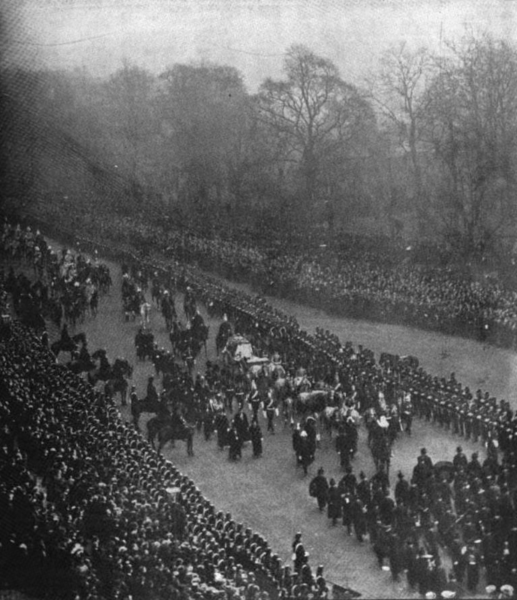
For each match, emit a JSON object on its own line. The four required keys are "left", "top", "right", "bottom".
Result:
{"left": 4, "top": 0, "right": 517, "bottom": 91}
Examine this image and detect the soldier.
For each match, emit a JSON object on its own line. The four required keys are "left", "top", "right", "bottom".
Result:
{"left": 298, "top": 431, "right": 313, "bottom": 475}
{"left": 227, "top": 424, "right": 242, "bottom": 461}
{"left": 394, "top": 471, "right": 409, "bottom": 505}
{"left": 264, "top": 390, "right": 276, "bottom": 434}
{"left": 249, "top": 418, "right": 263, "bottom": 458}
{"left": 327, "top": 479, "right": 341, "bottom": 526}
{"left": 248, "top": 387, "right": 261, "bottom": 422}
{"left": 335, "top": 426, "right": 350, "bottom": 469}
{"left": 356, "top": 471, "right": 371, "bottom": 506}
{"left": 388, "top": 530, "right": 404, "bottom": 582}
{"left": 292, "top": 533, "right": 308, "bottom": 574}
{"left": 467, "top": 452, "right": 483, "bottom": 481}
{"left": 466, "top": 545, "right": 481, "bottom": 593}
{"left": 453, "top": 446, "right": 468, "bottom": 472}
{"left": 146, "top": 376, "right": 158, "bottom": 403}
{"left": 338, "top": 466, "right": 357, "bottom": 497}
{"left": 309, "top": 467, "right": 329, "bottom": 512}
{"left": 130, "top": 385, "right": 140, "bottom": 430}
{"left": 401, "top": 391, "right": 413, "bottom": 434}
{"left": 341, "top": 490, "right": 354, "bottom": 535}
{"left": 351, "top": 494, "right": 367, "bottom": 542}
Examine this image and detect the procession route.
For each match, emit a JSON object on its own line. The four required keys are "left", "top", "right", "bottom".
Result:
{"left": 14, "top": 238, "right": 501, "bottom": 599}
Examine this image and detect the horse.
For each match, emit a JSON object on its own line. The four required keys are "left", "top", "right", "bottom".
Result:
{"left": 90, "top": 349, "right": 112, "bottom": 382}
{"left": 147, "top": 416, "right": 194, "bottom": 456}
{"left": 104, "top": 358, "right": 133, "bottom": 404}
{"left": 296, "top": 389, "right": 332, "bottom": 415}
{"left": 66, "top": 343, "right": 95, "bottom": 375}
{"left": 131, "top": 397, "right": 164, "bottom": 426}
{"left": 50, "top": 332, "right": 87, "bottom": 358}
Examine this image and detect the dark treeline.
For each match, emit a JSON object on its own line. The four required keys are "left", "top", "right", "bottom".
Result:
{"left": 2, "top": 34, "right": 517, "bottom": 259}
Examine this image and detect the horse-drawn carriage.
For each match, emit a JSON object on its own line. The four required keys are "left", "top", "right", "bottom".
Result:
{"left": 221, "top": 335, "right": 270, "bottom": 374}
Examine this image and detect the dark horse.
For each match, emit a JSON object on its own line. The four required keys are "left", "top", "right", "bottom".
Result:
{"left": 103, "top": 358, "right": 133, "bottom": 405}
{"left": 50, "top": 332, "right": 88, "bottom": 358}
{"left": 131, "top": 397, "right": 163, "bottom": 424}
{"left": 147, "top": 416, "right": 194, "bottom": 456}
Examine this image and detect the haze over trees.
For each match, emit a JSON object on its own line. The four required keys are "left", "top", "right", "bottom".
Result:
{"left": 2, "top": 33, "right": 517, "bottom": 257}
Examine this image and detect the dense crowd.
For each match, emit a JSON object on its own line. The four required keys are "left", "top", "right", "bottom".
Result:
{"left": 121, "top": 239, "right": 517, "bottom": 599}
{"left": 4, "top": 211, "right": 517, "bottom": 598}
{"left": 33, "top": 204, "right": 517, "bottom": 350}
{"left": 0, "top": 316, "right": 340, "bottom": 600}
{"left": 0, "top": 221, "right": 112, "bottom": 335}
{"left": 0, "top": 227, "right": 339, "bottom": 599}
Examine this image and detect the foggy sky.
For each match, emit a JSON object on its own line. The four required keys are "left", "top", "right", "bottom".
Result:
{"left": 5, "top": 0, "right": 517, "bottom": 90}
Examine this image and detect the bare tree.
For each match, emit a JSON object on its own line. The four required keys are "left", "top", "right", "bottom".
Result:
{"left": 257, "top": 45, "right": 375, "bottom": 229}
{"left": 423, "top": 35, "right": 517, "bottom": 255}
{"left": 159, "top": 62, "right": 252, "bottom": 228}
{"left": 104, "top": 60, "right": 157, "bottom": 206}
{"left": 368, "top": 44, "right": 436, "bottom": 237}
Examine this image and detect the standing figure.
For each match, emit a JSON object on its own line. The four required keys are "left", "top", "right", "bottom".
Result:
{"left": 265, "top": 390, "right": 276, "bottom": 434}
{"left": 309, "top": 467, "right": 329, "bottom": 512}
{"left": 249, "top": 419, "right": 263, "bottom": 458}
{"left": 327, "top": 478, "right": 342, "bottom": 526}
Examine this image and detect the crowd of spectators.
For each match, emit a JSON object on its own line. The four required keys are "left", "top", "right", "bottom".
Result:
{"left": 0, "top": 315, "right": 340, "bottom": 600}
{"left": 4, "top": 208, "right": 517, "bottom": 598}
{"left": 0, "top": 225, "right": 341, "bottom": 599}
{"left": 31, "top": 204, "right": 517, "bottom": 351}
{"left": 123, "top": 240, "right": 517, "bottom": 599}
{"left": 0, "top": 220, "right": 111, "bottom": 335}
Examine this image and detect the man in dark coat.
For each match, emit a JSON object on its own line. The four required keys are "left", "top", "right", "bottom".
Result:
{"left": 335, "top": 426, "right": 351, "bottom": 469}
{"left": 341, "top": 491, "right": 354, "bottom": 535}
{"left": 130, "top": 386, "right": 140, "bottom": 430}
{"left": 227, "top": 425, "right": 242, "bottom": 461}
{"left": 338, "top": 466, "right": 357, "bottom": 496}
{"left": 292, "top": 533, "right": 308, "bottom": 574}
{"left": 215, "top": 410, "right": 229, "bottom": 450}
{"left": 309, "top": 467, "right": 329, "bottom": 512}
{"left": 357, "top": 471, "right": 371, "bottom": 506}
{"left": 351, "top": 496, "right": 367, "bottom": 542}
{"left": 249, "top": 419, "right": 263, "bottom": 458}
{"left": 298, "top": 431, "right": 313, "bottom": 475}
{"left": 232, "top": 407, "right": 249, "bottom": 443}
{"left": 146, "top": 376, "right": 158, "bottom": 403}
{"left": 394, "top": 470, "right": 408, "bottom": 501}
{"left": 327, "top": 478, "right": 342, "bottom": 526}
{"left": 453, "top": 446, "right": 468, "bottom": 472}
{"left": 379, "top": 489, "right": 395, "bottom": 526}
{"left": 265, "top": 391, "right": 276, "bottom": 434}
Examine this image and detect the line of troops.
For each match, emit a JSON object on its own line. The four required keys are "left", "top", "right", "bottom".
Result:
{"left": 408, "top": 373, "right": 517, "bottom": 458}
{"left": 126, "top": 242, "right": 517, "bottom": 469}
